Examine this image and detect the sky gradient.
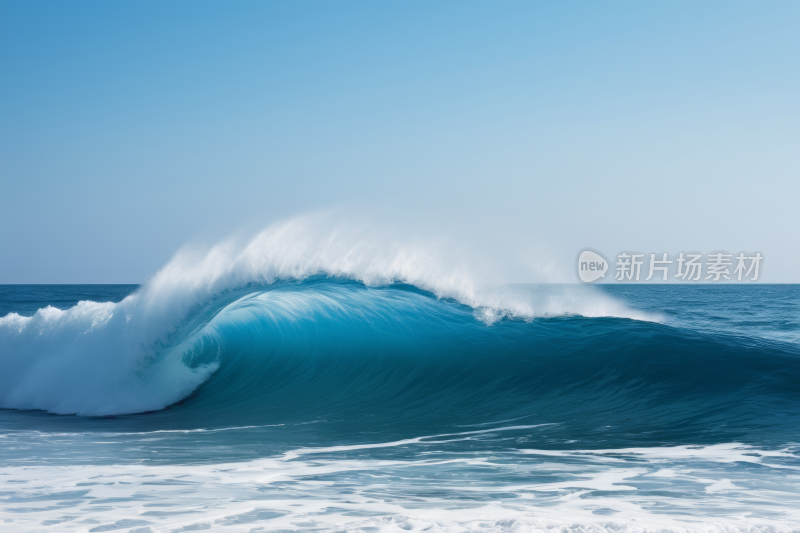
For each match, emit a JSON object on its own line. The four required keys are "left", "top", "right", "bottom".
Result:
{"left": 1, "top": 1, "right": 798, "bottom": 283}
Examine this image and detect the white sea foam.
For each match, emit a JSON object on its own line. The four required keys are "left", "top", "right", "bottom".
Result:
{"left": 145, "top": 213, "right": 652, "bottom": 322}
{"left": 0, "top": 299, "right": 218, "bottom": 416}
{"left": 0, "top": 439, "right": 797, "bottom": 533}
{"left": 0, "top": 214, "right": 652, "bottom": 416}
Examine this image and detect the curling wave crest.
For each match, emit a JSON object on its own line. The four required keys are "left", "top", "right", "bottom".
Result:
{"left": 0, "top": 218, "right": 649, "bottom": 416}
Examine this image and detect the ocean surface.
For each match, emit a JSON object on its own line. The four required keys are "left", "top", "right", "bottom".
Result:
{"left": 1, "top": 279, "right": 799, "bottom": 533}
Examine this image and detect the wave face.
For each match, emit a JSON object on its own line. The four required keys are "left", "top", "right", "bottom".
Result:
{"left": 0, "top": 216, "right": 652, "bottom": 418}
{"left": 1, "top": 278, "right": 798, "bottom": 446}
{"left": 0, "top": 278, "right": 649, "bottom": 417}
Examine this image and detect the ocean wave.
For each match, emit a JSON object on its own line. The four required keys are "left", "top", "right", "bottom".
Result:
{"left": 0, "top": 218, "right": 797, "bottom": 442}
{"left": 0, "top": 217, "right": 650, "bottom": 417}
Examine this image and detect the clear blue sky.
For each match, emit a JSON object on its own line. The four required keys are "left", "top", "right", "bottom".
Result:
{"left": 1, "top": 1, "right": 798, "bottom": 283}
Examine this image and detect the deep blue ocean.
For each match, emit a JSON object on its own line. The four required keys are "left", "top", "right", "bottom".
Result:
{"left": 1, "top": 281, "right": 799, "bottom": 532}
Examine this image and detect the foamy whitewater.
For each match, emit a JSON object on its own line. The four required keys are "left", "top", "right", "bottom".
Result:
{"left": 1, "top": 218, "right": 799, "bottom": 532}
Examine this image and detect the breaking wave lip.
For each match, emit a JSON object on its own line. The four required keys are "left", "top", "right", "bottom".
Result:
{"left": 0, "top": 216, "right": 656, "bottom": 417}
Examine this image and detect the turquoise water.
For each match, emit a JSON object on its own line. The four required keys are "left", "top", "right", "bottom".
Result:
{"left": 1, "top": 281, "right": 799, "bottom": 532}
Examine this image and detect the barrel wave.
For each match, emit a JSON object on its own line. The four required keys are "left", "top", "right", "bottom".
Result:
{"left": 178, "top": 279, "right": 800, "bottom": 445}
{"left": 0, "top": 217, "right": 654, "bottom": 420}
{"left": 2, "top": 276, "right": 798, "bottom": 449}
